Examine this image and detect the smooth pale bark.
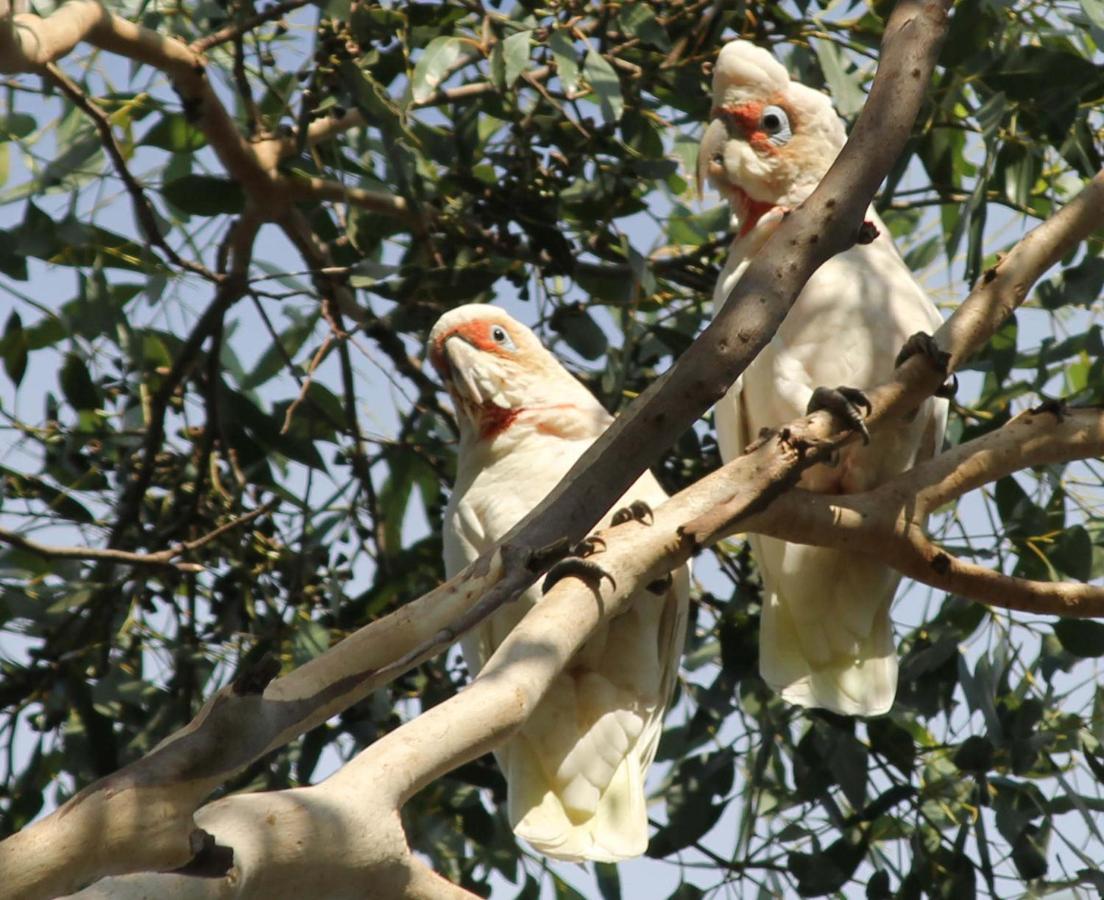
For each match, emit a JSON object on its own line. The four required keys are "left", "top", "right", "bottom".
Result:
{"left": 3, "top": 0, "right": 1104, "bottom": 897}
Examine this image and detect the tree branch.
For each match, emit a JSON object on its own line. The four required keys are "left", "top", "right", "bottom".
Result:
{"left": 0, "top": 501, "right": 273, "bottom": 573}
{"left": 190, "top": 0, "right": 310, "bottom": 54}
{"left": 364, "top": 0, "right": 957, "bottom": 682}
{"left": 45, "top": 62, "right": 218, "bottom": 281}
{"left": 686, "top": 407, "right": 1104, "bottom": 618}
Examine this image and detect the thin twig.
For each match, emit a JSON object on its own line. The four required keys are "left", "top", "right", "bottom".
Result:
{"left": 45, "top": 63, "right": 219, "bottom": 281}
{"left": 191, "top": 0, "right": 312, "bottom": 54}
{"left": 0, "top": 501, "right": 274, "bottom": 572}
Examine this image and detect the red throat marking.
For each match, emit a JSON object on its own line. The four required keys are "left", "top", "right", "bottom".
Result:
{"left": 479, "top": 404, "right": 520, "bottom": 440}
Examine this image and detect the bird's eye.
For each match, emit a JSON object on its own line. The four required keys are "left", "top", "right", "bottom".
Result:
{"left": 490, "top": 325, "right": 516, "bottom": 350}
{"left": 759, "top": 105, "right": 792, "bottom": 146}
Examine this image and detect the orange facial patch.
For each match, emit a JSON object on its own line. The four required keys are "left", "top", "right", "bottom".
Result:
{"left": 712, "top": 100, "right": 784, "bottom": 157}
{"left": 430, "top": 319, "right": 515, "bottom": 378}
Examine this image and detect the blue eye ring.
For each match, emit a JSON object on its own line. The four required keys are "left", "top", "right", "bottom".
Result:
{"left": 491, "top": 325, "right": 516, "bottom": 349}
{"left": 760, "top": 105, "right": 792, "bottom": 145}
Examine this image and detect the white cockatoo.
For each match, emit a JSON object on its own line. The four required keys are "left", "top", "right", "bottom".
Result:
{"left": 699, "top": 40, "right": 948, "bottom": 716}
{"left": 428, "top": 304, "right": 689, "bottom": 862}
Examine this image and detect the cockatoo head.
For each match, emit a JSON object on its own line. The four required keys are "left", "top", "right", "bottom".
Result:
{"left": 698, "top": 40, "right": 848, "bottom": 235}
{"left": 428, "top": 304, "right": 610, "bottom": 446}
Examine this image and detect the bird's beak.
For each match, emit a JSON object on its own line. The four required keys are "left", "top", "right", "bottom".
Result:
{"left": 433, "top": 333, "right": 490, "bottom": 407}
{"left": 697, "top": 117, "right": 730, "bottom": 198}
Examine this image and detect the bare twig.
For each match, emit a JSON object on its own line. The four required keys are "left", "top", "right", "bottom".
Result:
{"left": 190, "top": 0, "right": 311, "bottom": 54}
{"left": 45, "top": 63, "right": 218, "bottom": 281}
{"left": 0, "top": 501, "right": 275, "bottom": 572}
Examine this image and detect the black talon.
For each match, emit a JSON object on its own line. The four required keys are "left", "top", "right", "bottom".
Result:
{"left": 935, "top": 373, "right": 959, "bottom": 399}
{"left": 573, "top": 535, "right": 606, "bottom": 557}
{"left": 646, "top": 573, "right": 673, "bottom": 595}
{"left": 856, "top": 220, "right": 880, "bottom": 244}
{"left": 895, "top": 331, "right": 950, "bottom": 371}
{"left": 525, "top": 537, "right": 571, "bottom": 572}
{"left": 807, "top": 385, "right": 872, "bottom": 445}
{"left": 612, "top": 500, "right": 654, "bottom": 526}
{"left": 542, "top": 558, "right": 616, "bottom": 594}
{"left": 896, "top": 331, "right": 956, "bottom": 398}
{"left": 1030, "top": 397, "right": 1068, "bottom": 422}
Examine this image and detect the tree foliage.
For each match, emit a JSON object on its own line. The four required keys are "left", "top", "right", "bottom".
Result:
{"left": 0, "top": 0, "right": 1102, "bottom": 897}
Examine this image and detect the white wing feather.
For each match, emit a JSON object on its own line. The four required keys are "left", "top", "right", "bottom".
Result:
{"left": 444, "top": 425, "right": 688, "bottom": 861}
{"left": 714, "top": 212, "right": 947, "bottom": 715}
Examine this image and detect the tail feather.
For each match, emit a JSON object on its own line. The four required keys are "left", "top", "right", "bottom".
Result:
{"left": 755, "top": 535, "right": 899, "bottom": 716}
{"left": 507, "top": 737, "right": 648, "bottom": 863}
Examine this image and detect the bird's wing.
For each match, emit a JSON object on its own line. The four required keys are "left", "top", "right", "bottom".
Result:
{"left": 731, "top": 235, "right": 948, "bottom": 715}
{"left": 509, "top": 467, "right": 689, "bottom": 862}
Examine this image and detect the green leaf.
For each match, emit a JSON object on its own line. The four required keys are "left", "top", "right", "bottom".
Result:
{"left": 291, "top": 618, "right": 330, "bottom": 665}
{"left": 1050, "top": 526, "right": 1093, "bottom": 581}
{"left": 595, "top": 863, "right": 620, "bottom": 900}
{"left": 552, "top": 875, "right": 587, "bottom": 900}
{"left": 866, "top": 717, "right": 915, "bottom": 775}
{"left": 584, "top": 50, "right": 623, "bottom": 124}
{"left": 162, "top": 175, "right": 244, "bottom": 216}
{"left": 618, "top": 5, "right": 670, "bottom": 50}
{"left": 411, "top": 36, "right": 465, "bottom": 104}
{"left": 789, "top": 830, "right": 869, "bottom": 897}
{"left": 59, "top": 353, "right": 101, "bottom": 411}
{"left": 1053, "top": 618, "right": 1104, "bottom": 657}
{"left": 1, "top": 311, "right": 28, "bottom": 387}
{"left": 812, "top": 39, "right": 866, "bottom": 117}
{"left": 1010, "top": 823, "right": 1048, "bottom": 880}
{"left": 866, "top": 870, "right": 891, "bottom": 900}
{"left": 502, "top": 30, "right": 532, "bottom": 90}
{"left": 241, "top": 311, "right": 320, "bottom": 391}
{"left": 141, "top": 114, "right": 207, "bottom": 152}
{"left": 550, "top": 305, "right": 608, "bottom": 361}
{"left": 1081, "top": 0, "right": 1104, "bottom": 27}
{"left": 0, "top": 113, "right": 36, "bottom": 139}
{"left": 953, "top": 735, "right": 995, "bottom": 773}
{"left": 549, "top": 29, "right": 580, "bottom": 96}
{"left": 39, "top": 135, "right": 102, "bottom": 189}
{"left": 0, "top": 466, "right": 94, "bottom": 524}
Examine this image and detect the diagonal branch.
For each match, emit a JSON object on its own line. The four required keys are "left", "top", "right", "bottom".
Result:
{"left": 45, "top": 62, "right": 217, "bottom": 281}
{"left": 190, "top": 0, "right": 310, "bottom": 54}
{"left": 362, "top": 0, "right": 957, "bottom": 683}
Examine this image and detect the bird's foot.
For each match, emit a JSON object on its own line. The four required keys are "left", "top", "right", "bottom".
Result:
{"left": 542, "top": 557, "right": 616, "bottom": 595}
{"left": 611, "top": 499, "right": 654, "bottom": 526}
{"left": 1030, "top": 397, "right": 1069, "bottom": 422}
{"left": 572, "top": 535, "right": 606, "bottom": 557}
{"left": 807, "top": 385, "right": 872, "bottom": 445}
{"left": 895, "top": 331, "right": 957, "bottom": 398}
{"left": 525, "top": 537, "right": 571, "bottom": 573}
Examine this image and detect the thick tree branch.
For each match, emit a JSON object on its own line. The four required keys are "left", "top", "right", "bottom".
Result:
{"left": 867, "top": 166, "right": 1104, "bottom": 429}
{"left": 283, "top": 174, "right": 417, "bottom": 221}
{"left": 370, "top": 0, "right": 956, "bottom": 680}
{"left": 10, "top": 169, "right": 1100, "bottom": 894}
{"left": 0, "top": 549, "right": 505, "bottom": 899}
{"left": 687, "top": 407, "right": 1104, "bottom": 617}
